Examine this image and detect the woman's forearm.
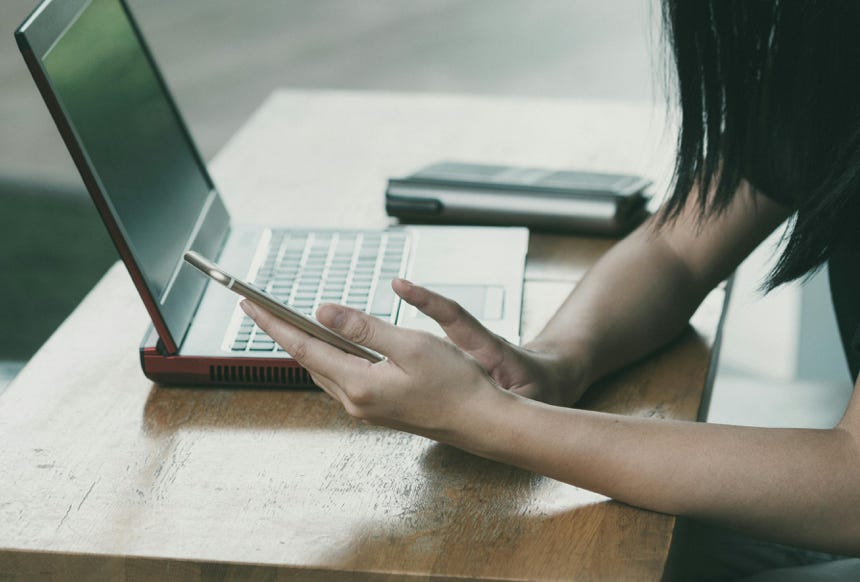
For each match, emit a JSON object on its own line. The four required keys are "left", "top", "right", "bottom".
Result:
{"left": 527, "top": 220, "right": 711, "bottom": 388}
{"left": 528, "top": 185, "right": 791, "bottom": 395}
{"left": 459, "top": 389, "right": 860, "bottom": 555}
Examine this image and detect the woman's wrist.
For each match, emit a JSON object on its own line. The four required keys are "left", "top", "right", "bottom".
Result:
{"left": 444, "top": 384, "right": 525, "bottom": 460}
{"left": 522, "top": 337, "right": 595, "bottom": 404}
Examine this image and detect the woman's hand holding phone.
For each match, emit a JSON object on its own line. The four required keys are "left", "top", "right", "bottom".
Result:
{"left": 241, "top": 278, "right": 585, "bottom": 446}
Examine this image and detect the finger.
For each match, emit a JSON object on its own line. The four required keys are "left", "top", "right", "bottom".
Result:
{"left": 315, "top": 302, "right": 408, "bottom": 356}
{"left": 241, "top": 300, "right": 368, "bottom": 386}
{"left": 392, "top": 278, "right": 503, "bottom": 356}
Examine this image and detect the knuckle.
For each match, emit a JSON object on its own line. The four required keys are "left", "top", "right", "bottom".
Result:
{"left": 449, "top": 299, "right": 466, "bottom": 316}
{"left": 450, "top": 301, "right": 467, "bottom": 321}
{"left": 410, "top": 287, "right": 431, "bottom": 308}
{"left": 347, "top": 316, "right": 375, "bottom": 345}
{"left": 288, "top": 340, "right": 309, "bottom": 362}
{"left": 439, "top": 298, "right": 465, "bottom": 325}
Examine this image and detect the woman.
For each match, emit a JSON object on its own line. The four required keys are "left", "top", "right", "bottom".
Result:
{"left": 241, "top": 1, "right": 860, "bottom": 579}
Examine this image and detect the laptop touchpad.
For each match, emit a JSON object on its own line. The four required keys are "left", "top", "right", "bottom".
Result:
{"left": 412, "top": 284, "right": 505, "bottom": 321}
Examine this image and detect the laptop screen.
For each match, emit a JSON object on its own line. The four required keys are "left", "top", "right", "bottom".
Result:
{"left": 41, "top": 0, "right": 213, "bottom": 301}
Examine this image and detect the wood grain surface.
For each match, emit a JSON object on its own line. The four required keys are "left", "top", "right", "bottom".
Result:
{"left": 0, "top": 91, "right": 724, "bottom": 581}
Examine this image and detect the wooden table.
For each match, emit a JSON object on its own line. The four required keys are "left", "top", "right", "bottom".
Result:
{"left": 0, "top": 91, "right": 726, "bottom": 581}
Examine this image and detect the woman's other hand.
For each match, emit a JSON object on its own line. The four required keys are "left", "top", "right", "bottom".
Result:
{"left": 391, "top": 279, "right": 589, "bottom": 406}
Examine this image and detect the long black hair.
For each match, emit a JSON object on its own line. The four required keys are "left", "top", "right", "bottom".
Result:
{"left": 660, "top": 0, "right": 860, "bottom": 289}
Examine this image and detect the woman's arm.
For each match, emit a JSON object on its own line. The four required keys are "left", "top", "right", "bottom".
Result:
{"left": 460, "top": 385, "right": 860, "bottom": 555}
{"left": 528, "top": 180, "right": 792, "bottom": 395}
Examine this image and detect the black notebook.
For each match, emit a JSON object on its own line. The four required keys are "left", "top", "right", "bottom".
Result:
{"left": 386, "top": 161, "right": 651, "bottom": 235}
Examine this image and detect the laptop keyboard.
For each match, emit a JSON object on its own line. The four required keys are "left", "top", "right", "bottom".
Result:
{"left": 228, "top": 229, "right": 410, "bottom": 353}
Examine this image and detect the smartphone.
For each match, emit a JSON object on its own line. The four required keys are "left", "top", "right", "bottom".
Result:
{"left": 183, "top": 251, "right": 384, "bottom": 363}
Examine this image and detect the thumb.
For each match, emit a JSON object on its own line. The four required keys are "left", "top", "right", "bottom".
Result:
{"left": 316, "top": 303, "right": 402, "bottom": 356}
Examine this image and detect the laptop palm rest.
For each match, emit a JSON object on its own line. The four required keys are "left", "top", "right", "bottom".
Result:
{"left": 402, "top": 284, "right": 505, "bottom": 321}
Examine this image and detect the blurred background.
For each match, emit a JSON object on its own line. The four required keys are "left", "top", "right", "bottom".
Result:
{"left": 0, "top": 0, "right": 852, "bottom": 426}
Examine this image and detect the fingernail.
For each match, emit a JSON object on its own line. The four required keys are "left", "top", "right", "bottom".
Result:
{"left": 240, "top": 300, "right": 258, "bottom": 318}
{"left": 396, "top": 278, "right": 414, "bottom": 288}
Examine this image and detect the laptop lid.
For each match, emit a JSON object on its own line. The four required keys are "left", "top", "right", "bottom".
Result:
{"left": 16, "top": 0, "right": 230, "bottom": 354}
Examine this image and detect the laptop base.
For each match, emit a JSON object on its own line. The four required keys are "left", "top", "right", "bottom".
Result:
{"left": 140, "top": 328, "right": 313, "bottom": 388}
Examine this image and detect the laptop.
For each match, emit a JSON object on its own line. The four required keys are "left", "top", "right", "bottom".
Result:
{"left": 15, "top": 0, "right": 528, "bottom": 387}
